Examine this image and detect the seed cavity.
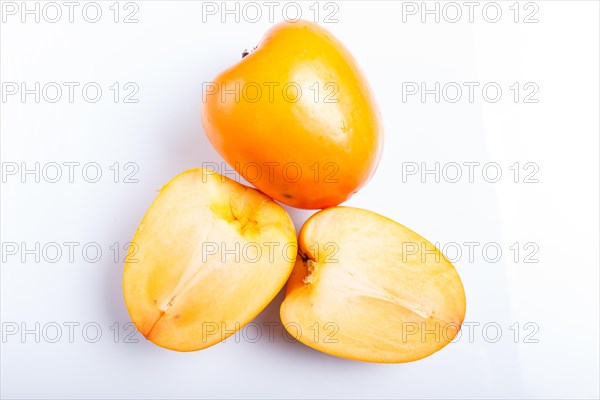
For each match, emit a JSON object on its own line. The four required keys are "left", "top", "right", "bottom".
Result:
{"left": 303, "top": 259, "right": 318, "bottom": 284}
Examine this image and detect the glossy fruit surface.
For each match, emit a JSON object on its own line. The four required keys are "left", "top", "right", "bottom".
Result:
{"left": 123, "top": 168, "right": 297, "bottom": 351}
{"left": 202, "top": 20, "right": 383, "bottom": 209}
{"left": 280, "top": 207, "right": 466, "bottom": 363}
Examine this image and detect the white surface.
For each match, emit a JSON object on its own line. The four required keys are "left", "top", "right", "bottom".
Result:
{"left": 1, "top": 1, "right": 599, "bottom": 399}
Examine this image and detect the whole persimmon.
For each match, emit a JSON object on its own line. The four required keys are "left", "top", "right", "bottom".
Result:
{"left": 201, "top": 20, "right": 383, "bottom": 209}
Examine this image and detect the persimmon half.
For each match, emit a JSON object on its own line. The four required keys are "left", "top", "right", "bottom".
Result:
{"left": 280, "top": 207, "right": 466, "bottom": 363}
{"left": 123, "top": 169, "right": 297, "bottom": 351}
{"left": 201, "top": 20, "right": 383, "bottom": 209}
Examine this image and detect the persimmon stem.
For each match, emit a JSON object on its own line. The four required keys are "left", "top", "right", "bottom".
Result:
{"left": 242, "top": 45, "right": 258, "bottom": 58}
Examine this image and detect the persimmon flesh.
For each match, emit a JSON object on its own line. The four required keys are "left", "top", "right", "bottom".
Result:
{"left": 280, "top": 207, "right": 466, "bottom": 363}
{"left": 201, "top": 20, "right": 383, "bottom": 209}
{"left": 123, "top": 169, "right": 297, "bottom": 351}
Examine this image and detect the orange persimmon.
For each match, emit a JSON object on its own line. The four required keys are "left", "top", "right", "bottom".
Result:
{"left": 201, "top": 20, "right": 383, "bottom": 209}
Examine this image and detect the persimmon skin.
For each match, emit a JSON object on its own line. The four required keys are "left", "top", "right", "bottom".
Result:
{"left": 202, "top": 20, "right": 383, "bottom": 209}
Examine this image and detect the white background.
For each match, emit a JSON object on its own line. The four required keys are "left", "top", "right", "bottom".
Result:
{"left": 1, "top": 1, "right": 599, "bottom": 398}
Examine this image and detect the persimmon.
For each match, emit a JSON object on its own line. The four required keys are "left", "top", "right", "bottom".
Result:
{"left": 280, "top": 207, "right": 466, "bottom": 363}
{"left": 201, "top": 20, "right": 383, "bottom": 209}
{"left": 123, "top": 169, "right": 297, "bottom": 351}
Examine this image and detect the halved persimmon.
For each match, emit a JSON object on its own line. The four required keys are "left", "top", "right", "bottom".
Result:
{"left": 280, "top": 207, "right": 466, "bottom": 363}
{"left": 123, "top": 168, "right": 297, "bottom": 351}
